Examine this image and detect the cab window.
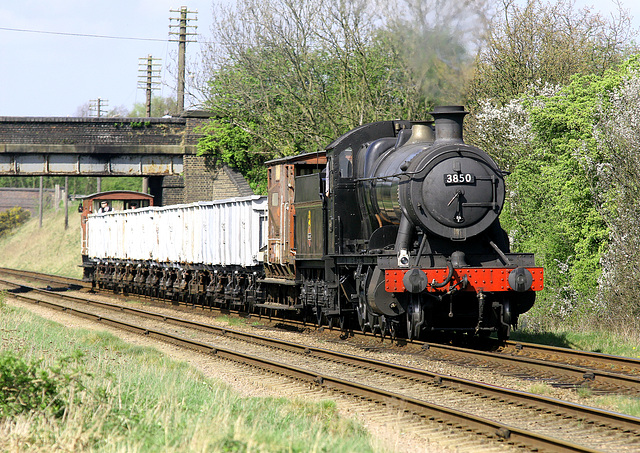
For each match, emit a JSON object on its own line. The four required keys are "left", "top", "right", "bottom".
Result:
{"left": 339, "top": 148, "right": 353, "bottom": 179}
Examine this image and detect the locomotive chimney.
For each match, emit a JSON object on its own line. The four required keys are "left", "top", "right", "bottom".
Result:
{"left": 431, "top": 105, "right": 468, "bottom": 143}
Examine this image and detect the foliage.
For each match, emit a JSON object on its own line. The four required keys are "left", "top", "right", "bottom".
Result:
{"left": 129, "top": 96, "right": 179, "bottom": 117}
{"left": 0, "top": 207, "right": 30, "bottom": 237}
{"left": 197, "top": 0, "right": 490, "bottom": 188}
{"left": 0, "top": 350, "right": 89, "bottom": 418}
{"left": 466, "top": 0, "right": 638, "bottom": 329}
{"left": 197, "top": 120, "right": 268, "bottom": 193}
{"left": 0, "top": 176, "right": 142, "bottom": 196}
{"left": 589, "top": 61, "right": 640, "bottom": 331}
{"left": 467, "top": 0, "right": 636, "bottom": 106}
{"left": 98, "top": 177, "right": 143, "bottom": 193}
{"left": 473, "top": 57, "right": 640, "bottom": 327}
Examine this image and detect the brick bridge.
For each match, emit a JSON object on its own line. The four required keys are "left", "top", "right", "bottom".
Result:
{"left": 0, "top": 112, "right": 253, "bottom": 205}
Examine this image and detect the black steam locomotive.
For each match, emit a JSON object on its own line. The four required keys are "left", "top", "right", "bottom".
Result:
{"left": 83, "top": 106, "right": 543, "bottom": 340}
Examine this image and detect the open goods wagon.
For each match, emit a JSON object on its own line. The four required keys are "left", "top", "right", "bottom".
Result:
{"left": 85, "top": 195, "right": 268, "bottom": 267}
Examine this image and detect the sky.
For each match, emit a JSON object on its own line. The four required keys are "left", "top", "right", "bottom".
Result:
{"left": 1, "top": 0, "right": 640, "bottom": 118}
{"left": 0, "top": 0, "right": 216, "bottom": 117}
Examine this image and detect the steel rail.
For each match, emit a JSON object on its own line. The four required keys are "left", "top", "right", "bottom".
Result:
{"left": 3, "top": 268, "right": 640, "bottom": 395}
{"left": 5, "top": 287, "right": 618, "bottom": 453}
{"left": 418, "top": 342, "right": 640, "bottom": 394}
{"left": 0, "top": 267, "right": 87, "bottom": 288}
{"left": 504, "top": 340, "right": 640, "bottom": 374}
{"left": 4, "top": 279, "right": 640, "bottom": 436}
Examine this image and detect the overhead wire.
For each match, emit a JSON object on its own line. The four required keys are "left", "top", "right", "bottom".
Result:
{"left": 1, "top": 23, "right": 210, "bottom": 113}
{"left": 0, "top": 26, "right": 168, "bottom": 42}
{"left": 0, "top": 26, "right": 213, "bottom": 44}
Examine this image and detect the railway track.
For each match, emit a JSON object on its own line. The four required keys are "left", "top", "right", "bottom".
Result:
{"left": 0, "top": 267, "right": 88, "bottom": 290}
{"left": 3, "top": 268, "right": 640, "bottom": 397}
{"left": 414, "top": 341, "right": 640, "bottom": 395}
{"left": 2, "top": 274, "right": 640, "bottom": 452}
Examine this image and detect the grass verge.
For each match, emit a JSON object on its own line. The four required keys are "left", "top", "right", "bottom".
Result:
{"left": 0, "top": 205, "right": 82, "bottom": 279}
{"left": 0, "top": 302, "right": 374, "bottom": 452}
{"left": 511, "top": 328, "right": 640, "bottom": 359}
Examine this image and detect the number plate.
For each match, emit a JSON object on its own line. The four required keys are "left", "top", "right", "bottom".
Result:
{"left": 444, "top": 173, "right": 475, "bottom": 184}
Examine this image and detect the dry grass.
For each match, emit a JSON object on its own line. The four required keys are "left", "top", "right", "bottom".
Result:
{"left": 0, "top": 206, "right": 82, "bottom": 279}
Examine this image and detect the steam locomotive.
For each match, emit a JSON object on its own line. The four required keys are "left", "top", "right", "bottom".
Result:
{"left": 80, "top": 106, "right": 543, "bottom": 340}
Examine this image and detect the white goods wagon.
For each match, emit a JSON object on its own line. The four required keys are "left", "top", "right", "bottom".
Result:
{"left": 86, "top": 195, "right": 268, "bottom": 267}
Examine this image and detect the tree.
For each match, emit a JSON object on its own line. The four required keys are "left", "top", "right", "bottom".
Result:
{"left": 0, "top": 207, "right": 30, "bottom": 237}
{"left": 383, "top": 0, "right": 492, "bottom": 106}
{"left": 590, "top": 59, "right": 640, "bottom": 331}
{"left": 129, "top": 96, "right": 178, "bottom": 117}
{"left": 197, "top": 0, "right": 490, "bottom": 189}
{"left": 473, "top": 57, "right": 640, "bottom": 330}
{"left": 466, "top": 0, "right": 639, "bottom": 330}
{"left": 74, "top": 103, "right": 130, "bottom": 118}
{"left": 467, "top": 0, "right": 637, "bottom": 107}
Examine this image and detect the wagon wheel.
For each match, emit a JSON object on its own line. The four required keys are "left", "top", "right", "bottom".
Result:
{"left": 328, "top": 314, "right": 347, "bottom": 331}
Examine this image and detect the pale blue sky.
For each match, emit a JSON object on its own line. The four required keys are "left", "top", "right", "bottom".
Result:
{"left": 0, "top": 0, "right": 214, "bottom": 117}
{"left": 0, "top": 0, "right": 638, "bottom": 117}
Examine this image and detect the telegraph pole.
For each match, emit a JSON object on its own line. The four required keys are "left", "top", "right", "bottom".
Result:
{"left": 138, "top": 54, "right": 161, "bottom": 194}
{"left": 138, "top": 55, "right": 162, "bottom": 117}
{"left": 38, "top": 176, "right": 43, "bottom": 228}
{"left": 169, "top": 6, "right": 197, "bottom": 114}
{"left": 64, "top": 176, "right": 69, "bottom": 230}
{"left": 89, "top": 98, "right": 108, "bottom": 118}
{"left": 88, "top": 99, "right": 108, "bottom": 201}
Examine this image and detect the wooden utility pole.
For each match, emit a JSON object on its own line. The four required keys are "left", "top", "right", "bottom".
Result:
{"left": 169, "top": 6, "right": 197, "bottom": 114}
{"left": 38, "top": 176, "right": 43, "bottom": 228}
{"left": 89, "top": 98, "right": 108, "bottom": 118}
{"left": 64, "top": 177, "right": 69, "bottom": 230}
{"left": 138, "top": 54, "right": 161, "bottom": 194}
{"left": 138, "top": 55, "right": 162, "bottom": 117}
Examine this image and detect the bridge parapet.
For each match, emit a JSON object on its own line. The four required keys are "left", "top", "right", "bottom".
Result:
{"left": 0, "top": 116, "right": 207, "bottom": 175}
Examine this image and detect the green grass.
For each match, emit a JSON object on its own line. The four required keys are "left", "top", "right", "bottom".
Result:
{"left": 593, "top": 395, "right": 640, "bottom": 416}
{"left": 511, "top": 328, "right": 640, "bottom": 359}
{"left": 0, "top": 303, "right": 374, "bottom": 452}
{"left": 217, "top": 315, "right": 251, "bottom": 327}
{"left": 525, "top": 382, "right": 640, "bottom": 417}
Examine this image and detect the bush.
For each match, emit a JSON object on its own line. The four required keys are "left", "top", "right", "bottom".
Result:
{"left": 470, "top": 56, "right": 640, "bottom": 330}
{"left": 0, "top": 351, "right": 88, "bottom": 418}
{"left": 0, "top": 207, "right": 30, "bottom": 237}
